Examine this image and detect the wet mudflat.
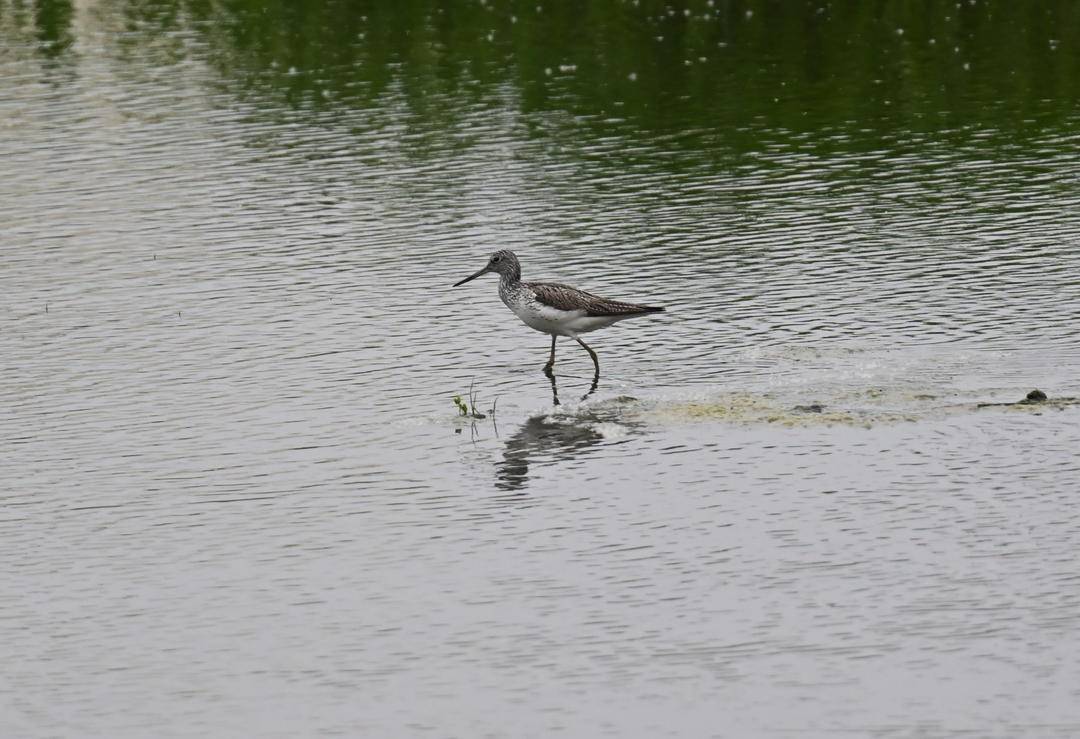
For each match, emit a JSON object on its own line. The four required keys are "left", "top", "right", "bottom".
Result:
{"left": 3, "top": 1, "right": 1080, "bottom": 737}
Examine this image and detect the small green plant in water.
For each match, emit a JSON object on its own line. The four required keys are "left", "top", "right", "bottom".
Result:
{"left": 452, "top": 381, "right": 497, "bottom": 420}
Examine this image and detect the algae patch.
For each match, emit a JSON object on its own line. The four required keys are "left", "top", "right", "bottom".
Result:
{"left": 648, "top": 387, "right": 1079, "bottom": 429}
{"left": 652, "top": 394, "right": 884, "bottom": 428}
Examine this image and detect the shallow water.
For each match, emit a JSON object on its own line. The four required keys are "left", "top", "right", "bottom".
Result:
{"left": 4, "top": 1, "right": 1080, "bottom": 737}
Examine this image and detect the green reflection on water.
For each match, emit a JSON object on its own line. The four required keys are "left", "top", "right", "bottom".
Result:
{"left": 190, "top": 2, "right": 1079, "bottom": 126}
{"left": 5, "top": 0, "right": 1080, "bottom": 143}
{"left": 34, "top": 0, "right": 75, "bottom": 56}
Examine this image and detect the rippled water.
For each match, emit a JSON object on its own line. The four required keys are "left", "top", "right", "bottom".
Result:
{"left": 4, "top": 1, "right": 1080, "bottom": 737}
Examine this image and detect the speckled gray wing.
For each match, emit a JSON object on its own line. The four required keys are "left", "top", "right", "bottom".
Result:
{"left": 526, "top": 281, "right": 665, "bottom": 317}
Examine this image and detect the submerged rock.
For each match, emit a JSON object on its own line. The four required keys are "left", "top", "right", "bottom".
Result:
{"left": 793, "top": 403, "right": 824, "bottom": 414}
{"left": 976, "top": 388, "right": 1080, "bottom": 410}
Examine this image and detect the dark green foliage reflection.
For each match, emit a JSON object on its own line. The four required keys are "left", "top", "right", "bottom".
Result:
{"left": 5, "top": 1, "right": 1079, "bottom": 140}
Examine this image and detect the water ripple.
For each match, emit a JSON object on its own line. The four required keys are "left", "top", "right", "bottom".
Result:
{"left": 4, "top": 4, "right": 1080, "bottom": 738}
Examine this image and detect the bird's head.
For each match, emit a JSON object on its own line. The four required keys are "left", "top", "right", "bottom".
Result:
{"left": 453, "top": 250, "right": 521, "bottom": 286}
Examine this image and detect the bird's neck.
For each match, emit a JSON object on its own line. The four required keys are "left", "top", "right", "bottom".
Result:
{"left": 497, "top": 269, "right": 522, "bottom": 306}
{"left": 500, "top": 266, "right": 521, "bottom": 286}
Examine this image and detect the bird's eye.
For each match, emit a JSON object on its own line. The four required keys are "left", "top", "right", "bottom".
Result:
{"left": 492, "top": 256, "right": 501, "bottom": 263}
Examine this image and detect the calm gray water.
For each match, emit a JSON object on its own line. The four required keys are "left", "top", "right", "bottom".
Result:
{"left": 4, "top": 2, "right": 1080, "bottom": 737}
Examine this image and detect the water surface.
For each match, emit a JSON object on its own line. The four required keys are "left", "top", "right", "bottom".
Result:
{"left": 3, "top": 1, "right": 1080, "bottom": 736}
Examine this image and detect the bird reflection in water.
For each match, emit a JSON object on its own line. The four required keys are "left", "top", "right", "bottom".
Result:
{"left": 545, "top": 366, "right": 598, "bottom": 407}
{"left": 495, "top": 375, "right": 642, "bottom": 492}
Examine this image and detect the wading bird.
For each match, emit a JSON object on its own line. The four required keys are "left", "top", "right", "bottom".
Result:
{"left": 452, "top": 250, "right": 664, "bottom": 380}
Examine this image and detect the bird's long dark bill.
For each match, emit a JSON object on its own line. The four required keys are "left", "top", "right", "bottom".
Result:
{"left": 452, "top": 267, "right": 487, "bottom": 287}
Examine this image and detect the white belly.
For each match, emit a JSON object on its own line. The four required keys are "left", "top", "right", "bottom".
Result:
{"left": 509, "top": 301, "right": 624, "bottom": 337}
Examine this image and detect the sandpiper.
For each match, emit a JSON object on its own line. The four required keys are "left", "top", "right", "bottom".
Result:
{"left": 452, "top": 250, "right": 664, "bottom": 377}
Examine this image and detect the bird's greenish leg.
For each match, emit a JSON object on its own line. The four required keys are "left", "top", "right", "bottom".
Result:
{"left": 543, "top": 335, "right": 557, "bottom": 375}
{"left": 575, "top": 336, "right": 600, "bottom": 382}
